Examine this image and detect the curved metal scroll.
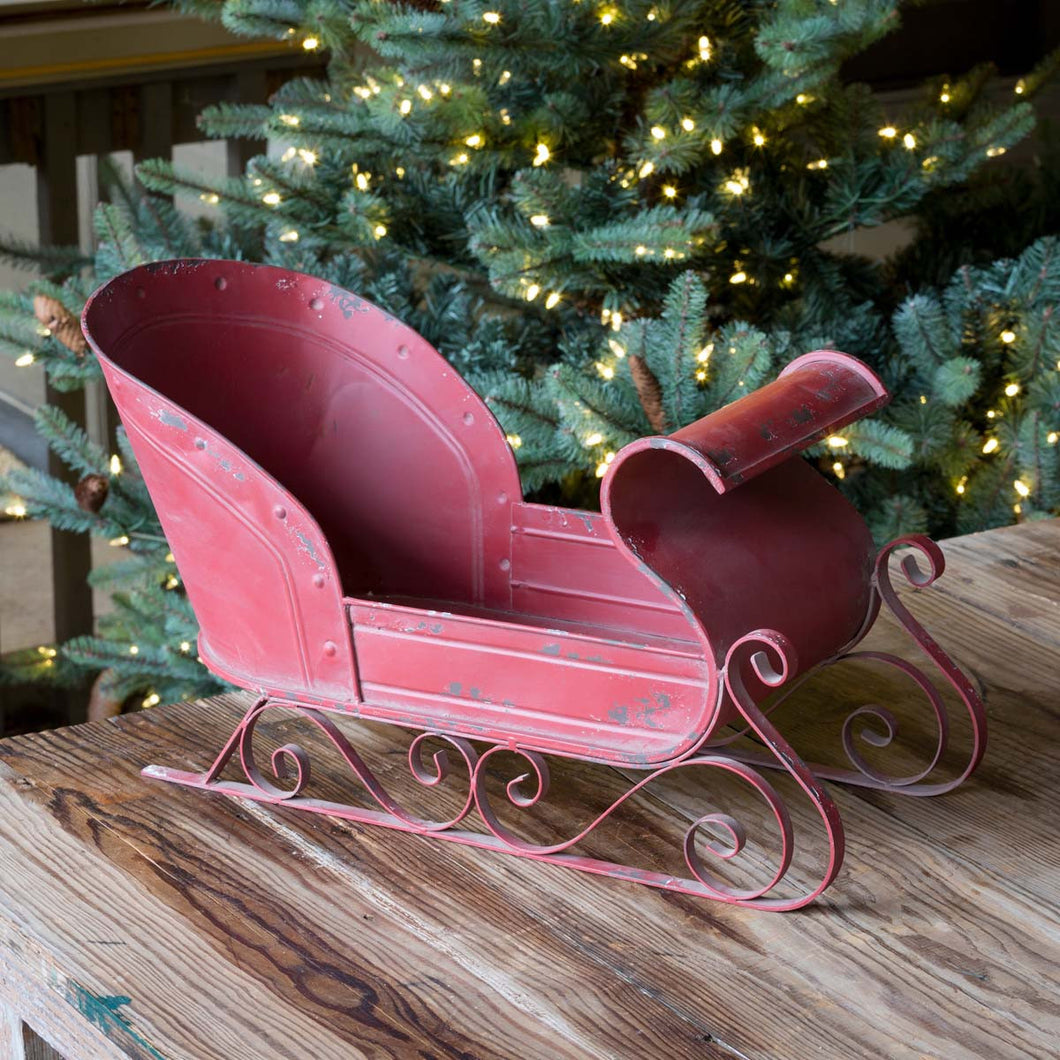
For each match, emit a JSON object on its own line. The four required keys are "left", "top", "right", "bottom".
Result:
{"left": 705, "top": 535, "right": 986, "bottom": 796}
{"left": 145, "top": 677, "right": 845, "bottom": 911}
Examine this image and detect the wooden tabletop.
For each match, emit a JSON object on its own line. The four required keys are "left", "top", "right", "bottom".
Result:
{"left": 0, "top": 521, "right": 1057, "bottom": 1060}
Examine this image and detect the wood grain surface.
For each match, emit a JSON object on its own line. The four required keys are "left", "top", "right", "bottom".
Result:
{"left": 0, "top": 520, "right": 1057, "bottom": 1060}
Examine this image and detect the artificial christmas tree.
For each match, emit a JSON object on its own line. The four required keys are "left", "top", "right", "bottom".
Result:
{"left": 2, "top": 0, "right": 1058, "bottom": 706}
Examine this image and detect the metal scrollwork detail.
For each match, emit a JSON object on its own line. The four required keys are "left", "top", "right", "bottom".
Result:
{"left": 210, "top": 698, "right": 480, "bottom": 831}
{"left": 467, "top": 706, "right": 827, "bottom": 909}
{"left": 704, "top": 537, "right": 987, "bottom": 798}
{"left": 850, "top": 535, "right": 987, "bottom": 795}
{"left": 174, "top": 687, "right": 839, "bottom": 910}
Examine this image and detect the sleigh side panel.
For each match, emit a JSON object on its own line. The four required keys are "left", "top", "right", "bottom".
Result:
{"left": 100, "top": 363, "right": 358, "bottom": 705}
{"left": 347, "top": 598, "right": 713, "bottom": 765}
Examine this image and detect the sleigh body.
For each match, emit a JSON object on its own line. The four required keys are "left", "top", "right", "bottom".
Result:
{"left": 83, "top": 259, "right": 986, "bottom": 909}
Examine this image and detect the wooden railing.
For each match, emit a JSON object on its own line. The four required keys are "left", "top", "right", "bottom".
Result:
{"left": 0, "top": 3, "right": 324, "bottom": 723}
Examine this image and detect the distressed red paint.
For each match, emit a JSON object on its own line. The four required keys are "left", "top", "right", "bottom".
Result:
{"left": 82, "top": 260, "right": 986, "bottom": 910}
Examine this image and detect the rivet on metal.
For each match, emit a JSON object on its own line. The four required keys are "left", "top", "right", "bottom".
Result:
{"left": 273, "top": 505, "right": 287, "bottom": 519}
{"left": 215, "top": 276, "right": 227, "bottom": 291}
{"left": 194, "top": 438, "right": 206, "bottom": 450}
{"left": 313, "top": 573, "right": 325, "bottom": 588}
{"left": 309, "top": 297, "right": 323, "bottom": 311}
{"left": 397, "top": 345, "right": 409, "bottom": 359}
{"left": 463, "top": 412, "right": 474, "bottom": 425}
{"left": 323, "top": 641, "right": 338, "bottom": 657}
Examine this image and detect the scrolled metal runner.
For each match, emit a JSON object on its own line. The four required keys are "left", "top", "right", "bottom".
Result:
{"left": 181, "top": 684, "right": 844, "bottom": 911}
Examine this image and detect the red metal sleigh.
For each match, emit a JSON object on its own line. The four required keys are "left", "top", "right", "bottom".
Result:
{"left": 82, "top": 259, "right": 986, "bottom": 910}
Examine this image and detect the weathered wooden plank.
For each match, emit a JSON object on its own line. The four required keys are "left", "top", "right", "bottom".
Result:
{"left": 0, "top": 717, "right": 746, "bottom": 1060}
{"left": 133, "top": 82, "right": 172, "bottom": 166}
{"left": 2, "top": 682, "right": 1056, "bottom": 1060}
{"left": 0, "top": 522, "right": 1056, "bottom": 1059}
{"left": 37, "top": 90, "right": 93, "bottom": 660}
{"left": 225, "top": 69, "right": 266, "bottom": 177}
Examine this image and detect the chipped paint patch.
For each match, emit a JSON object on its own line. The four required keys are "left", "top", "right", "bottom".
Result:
{"left": 636, "top": 691, "right": 671, "bottom": 729}
{"left": 608, "top": 704, "right": 629, "bottom": 725}
{"left": 540, "top": 643, "right": 561, "bottom": 656}
{"left": 295, "top": 530, "right": 326, "bottom": 570}
{"left": 327, "top": 286, "right": 372, "bottom": 319}
{"left": 158, "top": 408, "right": 188, "bottom": 431}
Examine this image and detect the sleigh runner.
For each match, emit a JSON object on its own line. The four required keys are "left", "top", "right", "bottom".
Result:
{"left": 82, "top": 259, "right": 986, "bottom": 910}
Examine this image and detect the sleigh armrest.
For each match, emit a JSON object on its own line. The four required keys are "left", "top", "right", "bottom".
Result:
{"left": 663, "top": 349, "right": 888, "bottom": 493}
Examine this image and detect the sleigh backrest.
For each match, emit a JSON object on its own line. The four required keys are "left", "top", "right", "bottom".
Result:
{"left": 83, "top": 260, "right": 522, "bottom": 699}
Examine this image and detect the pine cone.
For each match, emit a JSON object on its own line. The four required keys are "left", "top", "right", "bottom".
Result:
{"left": 33, "top": 294, "right": 88, "bottom": 356}
{"left": 75, "top": 473, "right": 109, "bottom": 513}
{"left": 629, "top": 354, "right": 668, "bottom": 434}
